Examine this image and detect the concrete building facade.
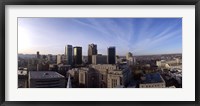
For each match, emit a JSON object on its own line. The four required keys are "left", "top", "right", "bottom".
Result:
{"left": 92, "top": 54, "right": 107, "bottom": 65}
{"left": 78, "top": 68, "right": 98, "bottom": 88}
{"left": 107, "top": 70, "right": 123, "bottom": 88}
{"left": 88, "top": 44, "right": 97, "bottom": 64}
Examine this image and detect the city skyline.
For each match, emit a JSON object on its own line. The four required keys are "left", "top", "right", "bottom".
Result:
{"left": 18, "top": 18, "right": 182, "bottom": 56}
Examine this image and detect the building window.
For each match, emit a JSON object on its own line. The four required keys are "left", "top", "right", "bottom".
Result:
{"left": 80, "top": 74, "right": 83, "bottom": 82}
{"left": 112, "top": 79, "right": 114, "bottom": 87}
{"left": 111, "top": 79, "right": 117, "bottom": 88}
{"left": 113, "top": 79, "right": 117, "bottom": 87}
{"left": 120, "top": 77, "right": 122, "bottom": 85}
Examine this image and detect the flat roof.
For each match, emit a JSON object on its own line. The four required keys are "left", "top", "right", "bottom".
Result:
{"left": 141, "top": 73, "right": 163, "bottom": 84}
{"left": 29, "top": 71, "right": 65, "bottom": 79}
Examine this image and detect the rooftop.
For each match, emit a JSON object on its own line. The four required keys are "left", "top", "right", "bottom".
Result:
{"left": 29, "top": 71, "right": 65, "bottom": 79}
{"left": 141, "top": 73, "right": 164, "bottom": 84}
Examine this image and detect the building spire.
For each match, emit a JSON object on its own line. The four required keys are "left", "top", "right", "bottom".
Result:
{"left": 67, "top": 74, "right": 72, "bottom": 88}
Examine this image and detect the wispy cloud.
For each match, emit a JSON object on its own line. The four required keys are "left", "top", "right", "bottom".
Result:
{"left": 18, "top": 18, "right": 182, "bottom": 55}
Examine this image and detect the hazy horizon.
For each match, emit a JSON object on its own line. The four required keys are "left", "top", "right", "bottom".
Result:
{"left": 18, "top": 52, "right": 182, "bottom": 57}
{"left": 18, "top": 18, "right": 182, "bottom": 56}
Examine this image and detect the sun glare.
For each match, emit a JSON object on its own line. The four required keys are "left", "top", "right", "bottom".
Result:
{"left": 18, "top": 27, "right": 31, "bottom": 53}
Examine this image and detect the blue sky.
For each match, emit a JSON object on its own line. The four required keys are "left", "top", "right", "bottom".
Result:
{"left": 18, "top": 18, "right": 182, "bottom": 56}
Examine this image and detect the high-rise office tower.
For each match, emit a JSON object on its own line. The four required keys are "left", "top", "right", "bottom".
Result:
{"left": 88, "top": 44, "right": 97, "bottom": 64}
{"left": 108, "top": 47, "right": 116, "bottom": 64}
{"left": 126, "top": 52, "right": 133, "bottom": 60}
{"left": 36, "top": 51, "right": 40, "bottom": 59}
{"left": 57, "top": 54, "right": 62, "bottom": 64}
{"left": 65, "top": 45, "right": 73, "bottom": 65}
{"left": 74, "top": 46, "right": 82, "bottom": 65}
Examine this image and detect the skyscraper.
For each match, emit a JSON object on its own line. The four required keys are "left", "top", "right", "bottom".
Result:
{"left": 65, "top": 45, "right": 73, "bottom": 65}
{"left": 108, "top": 47, "right": 116, "bottom": 64}
{"left": 57, "top": 54, "right": 62, "bottom": 64}
{"left": 126, "top": 52, "right": 133, "bottom": 60}
{"left": 74, "top": 46, "right": 82, "bottom": 65}
{"left": 88, "top": 44, "right": 97, "bottom": 64}
{"left": 36, "top": 51, "right": 40, "bottom": 59}
{"left": 126, "top": 52, "right": 135, "bottom": 66}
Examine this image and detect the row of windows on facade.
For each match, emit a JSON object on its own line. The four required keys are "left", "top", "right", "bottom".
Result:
{"left": 79, "top": 72, "right": 123, "bottom": 88}
{"left": 111, "top": 79, "right": 118, "bottom": 88}
{"left": 92, "top": 66, "right": 116, "bottom": 70}
{"left": 140, "top": 84, "right": 165, "bottom": 88}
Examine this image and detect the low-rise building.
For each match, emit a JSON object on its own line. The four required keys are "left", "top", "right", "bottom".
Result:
{"left": 57, "top": 64, "right": 70, "bottom": 77}
{"left": 90, "top": 64, "right": 118, "bottom": 88}
{"left": 18, "top": 70, "right": 28, "bottom": 88}
{"left": 37, "top": 62, "right": 49, "bottom": 71}
{"left": 79, "top": 68, "right": 98, "bottom": 88}
{"left": 29, "top": 71, "right": 65, "bottom": 88}
{"left": 49, "top": 64, "right": 58, "bottom": 71}
{"left": 92, "top": 54, "right": 107, "bottom": 64}
{"left": 27, "top": 58, "right": 38, "bottom": 71}
{"left": 107, "top": 67, "right": 132, "bottom": 88}
{"left": 156, "top": 58, "right": 182, "bottom": 69}
{"left": 90, "top": 64, "right": 117, "bottom": 71}
{"left": 139, "top": 73, "right": 166, "bottom": 88}
{"left": 107, "top": 70, "right": 123, "bottom": 88}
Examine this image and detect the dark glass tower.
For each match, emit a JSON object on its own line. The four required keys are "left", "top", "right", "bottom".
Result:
{"left": 73, "top": 46, "right": 82, "bottom": 65}
{"left": 107, "top": 47, "right": 116, "bottom": 64}
{"left": 65, "top": 45, "right": 73, "bottom": 65}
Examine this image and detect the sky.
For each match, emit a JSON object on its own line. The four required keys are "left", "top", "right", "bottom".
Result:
{"left": 18, "top": 18, "right": 182, "bottom": 56}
